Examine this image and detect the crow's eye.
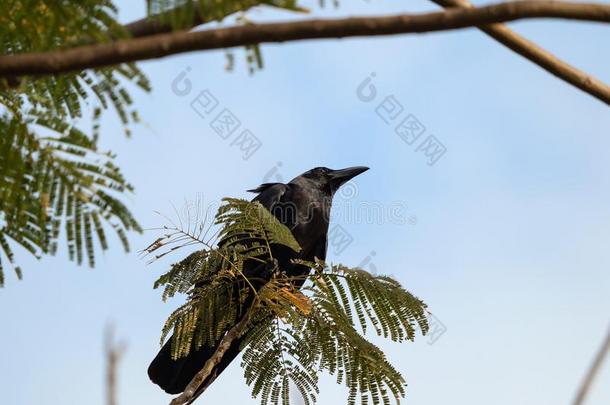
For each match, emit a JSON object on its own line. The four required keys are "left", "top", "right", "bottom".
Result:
{"left": 303, "top": 167, "right": 329, "bottom": 178}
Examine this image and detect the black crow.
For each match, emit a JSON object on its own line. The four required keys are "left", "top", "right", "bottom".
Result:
{"left": 148, "top": 166, "right": 369, "bottom": 396}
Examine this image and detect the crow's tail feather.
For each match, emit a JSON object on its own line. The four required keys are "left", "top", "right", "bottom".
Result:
{"left": 148, "top": 334, "right": 243, "bottom": 395}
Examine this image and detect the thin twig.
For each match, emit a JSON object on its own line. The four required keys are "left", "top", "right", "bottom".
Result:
{"left": 144, "top": 219, "right": 263, "bottom": 297}
{"left": 430, "top": 0, "right": 610, "bottom": 105}
{"left": 572, "top": 324, "right": 610, "bottom": 405}
{"left": 2, "top": 1, "right": 610, "bottom": 92}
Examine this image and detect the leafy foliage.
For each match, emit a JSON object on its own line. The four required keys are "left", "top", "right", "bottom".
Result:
{"left": 0, "top": 0, "right": 149, "bottom": 130}
{"left": 216, "top": 197, "right": 301, "bottom": 253}
{"left": 0, "top": 113, "right": 140, "bottom": 282}
{"left": 144, "top": 198, "right": 300, "bottom": 357}
{"left": 147, "top": 198, "right": 430, "bottom": 405}
{"left": 0, "top": 0, "right": 149, "bottom": 285}
{"left": 146, "top": 0, "right": 308, "bottom": 26}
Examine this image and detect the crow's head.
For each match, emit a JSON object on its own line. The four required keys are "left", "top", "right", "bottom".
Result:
{"left": 293, "top": 166, "right": 369, "bottom": 196}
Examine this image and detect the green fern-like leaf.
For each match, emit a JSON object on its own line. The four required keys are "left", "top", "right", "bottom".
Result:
{"left": 0, "top": 1, "right": 149, "bottom": 285}
{"left": 217, "top": 198, "right": 301, "bottom": 253}
{"left": 0, "top": 112, "right": 140, "bottom": 285}
{"left": 149, "top": 199, "right": 430, "bottom": 404}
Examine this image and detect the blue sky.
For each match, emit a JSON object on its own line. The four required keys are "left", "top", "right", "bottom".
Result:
{"left": 1, "top": 1, "right": 609, "bottom": 404}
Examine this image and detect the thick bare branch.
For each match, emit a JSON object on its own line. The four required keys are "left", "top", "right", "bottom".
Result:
{"left": 168, "top": 308, "right": 255, "bottom": 405}
{"left": 1, "top": 1, "right": 610, "bottom": 83}
{"left": 431, "top": 0, "right": 610, "bottom": 105}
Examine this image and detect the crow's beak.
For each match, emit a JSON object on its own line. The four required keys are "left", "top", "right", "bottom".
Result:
{"left": 329, "top": 166, "right": 369, "bottom": 187}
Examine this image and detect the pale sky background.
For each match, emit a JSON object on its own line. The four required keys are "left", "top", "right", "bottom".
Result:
{"left": 1, "top": 1, "right": 609, "bottom": 404}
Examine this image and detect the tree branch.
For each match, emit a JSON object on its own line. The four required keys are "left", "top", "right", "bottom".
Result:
{"left": 168, "top": 307, "right": 255, "bottom": 405}
{"left": 431, "top": 0, "right": 610, "bottom": 105}
{"left": 572, "top": 324, "right": 610, "bottom": 405}
{"left": 1, "top": 1, "right": 610, "bottom": 85}
{"left": 120, "top": 0, "right": 610, "bottom": 105}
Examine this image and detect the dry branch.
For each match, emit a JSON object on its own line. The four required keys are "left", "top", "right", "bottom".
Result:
{"left": 431, "top": 0, "right": 610, "bottom": 105}
{"left": 1, "top": 1, "right": 610, "bottom": 80}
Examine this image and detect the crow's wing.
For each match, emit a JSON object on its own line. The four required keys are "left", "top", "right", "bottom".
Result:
{"left": 250, "top": 182, "right": 289, "bottom": 207}
{"left": 246, "top": 182, "right": 284, "bottom": 194}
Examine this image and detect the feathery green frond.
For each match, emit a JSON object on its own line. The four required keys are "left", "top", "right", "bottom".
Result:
{"left": 217, "top": 198, "right": 301, "bottom": 253}
{"left": 315, "top": 264, "right": 429, "bottom": 342}
{"left": 0, "top": 112, "right": 140, "bottom": 285}
{"left": 0, "top": 0, "right": 149, "bottom": 129}
{"left": 0, "top": 1, "right": 148, "bottom": 285}
{"left": 145, "top": 198, "right": 298, "bottom": 359}
{"left": 149, "top": 198, "right": 429, "bottom": 404}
